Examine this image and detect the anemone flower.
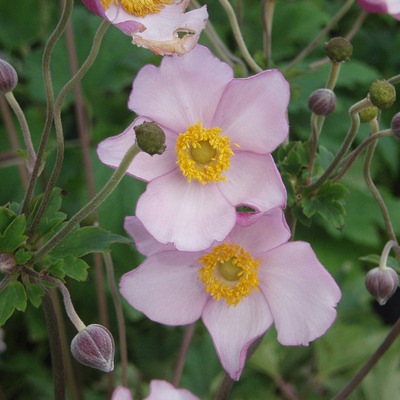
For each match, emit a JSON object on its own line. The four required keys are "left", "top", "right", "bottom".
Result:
{"left": 81, "top": 0, "right": 208, "bottom": 55}
{"left": 357, "top": 0, "right": 400, "bottom": 20}
{"left": 98, "top": 45, "right": 290, "bottom": 251}
{"left": 119, "top": 209, "right": 341, "bottom": 380}
{"left": 112, "top": 381, "right": 200, "bottom": 400}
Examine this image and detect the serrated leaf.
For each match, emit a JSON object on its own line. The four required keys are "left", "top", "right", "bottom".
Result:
{"left": 49, "top": 226, "right": 131, "bottom": 259}
{"left": 0, "top": 215, "right": 27, "bottom": 252}
{"left": 63, "top": 256, "right": 89, "bottom": 281}
{"left": 14, "top": 248, "right": 33, "bottom": 264}
{"left": 26, "top": 283, "right": 45, "bottom": 308}
{"left": 0, "top": 281, "right": 27, "bottom": 326}
{"left": 318, "top": 180, "right": 350, "bottom": 201}
{"left": 0, "top": 207, "right": 16, "bottom": 234}
{"left": 37, "top": 217, "right": 66, "bottom": 241}
{"left": 292, "top": 204, "right": 312, "bottom": 227}
{"left": 47, "top": 259, "right": 66, "bottom": 279}
{"left": 303, "top": 197, "right": 345, "bottom": 229}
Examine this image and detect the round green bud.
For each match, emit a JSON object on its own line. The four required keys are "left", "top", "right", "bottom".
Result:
{"left": 359, "top": 106, "right": 379, "bottom": 123}
{"left": 308, "top": 88, "right": 336, "bottom": 116}
{"left": 324, "top": 37, "right": 353, "bottom": 63}
{"left": 135, "top": 121, "right": 166, "bottom": 156}
{"left": 369, "top": 80, "right": 396, "bottom": 110}
{"left": 391, "top": 112, "right": 400, "bottom": 141}
{"left": 0, "top": 59, "right": 18, "bottom": 93}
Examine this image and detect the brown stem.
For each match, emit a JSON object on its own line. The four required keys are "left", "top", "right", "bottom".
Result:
{"left": 172, "top": 322, "right": 196, "bottom": 387}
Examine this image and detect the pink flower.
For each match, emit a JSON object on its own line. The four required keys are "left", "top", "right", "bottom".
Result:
{"left": 98, "top": 45, "right": 290, "bottom": 251}
{"left": 357, "top": 0, "right": 400, "bottom": 19}
{"left": 111, "top": 381, "right": 200, "bottom": 400}
{"left": 81, "top": 0, "right": 208, "bottom": 55}
{"left": 119, "top": 210, "right": 341, "bottom": 380}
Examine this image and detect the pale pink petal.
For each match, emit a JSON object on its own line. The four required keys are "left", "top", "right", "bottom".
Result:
{"left": 212, "top": 70, "right": 290, "bottom": 154}
{"left": 145, "top": 380, "right": 200, "bottom": 400}
{"left": 258, "top": 242, "right": 341, "bottom": 346}
{"left": 129, "top": 45, "right": 233, "bottom": 133}
{"left": 228, "top": 209, "right": 291, "bottom": 256}
{"left": 357, "top": 0, "right": 389, "bottom": 13}
{"left": 120, "top": 251, "right": 208, "bottom": 325}
{"left": 218, "top": 152, "right": 286, "bottom": 212}
{"left": 135, "top": 169, "right": 236, "bottom": 251}
{"left": 112, "top": 386, "right": 133, "bottom": 400}
{"left": 96, "top": 117, "right": 177, "bottom": 181}
{"left": 124, "top": 216, "right": 175, "bottom": 256}
{"left": 202, "top": 292, "right": 273, "bottom": 380}
{"left": 132, "top": 5, "right": 208, "bottom": 56}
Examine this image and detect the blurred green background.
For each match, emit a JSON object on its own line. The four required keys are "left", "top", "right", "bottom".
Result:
{"left": 1, "top": 0, "right": 400, "bottom": 399}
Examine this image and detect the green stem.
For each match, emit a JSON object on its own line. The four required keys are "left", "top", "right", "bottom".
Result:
{"left": 388, "top": 74, "right": 400, "bottom": 85}
{"left": 218, "top": 0, "right": 262, "bottom": 73}
{"left": 307, "top": 97, "right": 371, "bottom": 193}
{"left": 103, "top": 253, "right": 128, "bottom": 388}
{"left": 332, "top": 129, "right": 392, "bottom": 183}
{"left": 284, "top": 0, "right": 356, "bottom": 72}
{"left": 32, "top": 142, "right": 142, "bottom": 263}
{"left": 262, "top": 0, "right": 276, "bottom": 69}
{"left": 331, "top": 315, "right": 400, "bottom": 400}
{"left": 3, "top": 91, "right": 36, "bottom": 173}
{"left": 379, "top": 240, "right": 398, "bottom": 271}
{"left": 20, "top": 0, "right": 74, "bottom": 216}
{"left": 28, "top": 20, "right": 110, "bottom": 238}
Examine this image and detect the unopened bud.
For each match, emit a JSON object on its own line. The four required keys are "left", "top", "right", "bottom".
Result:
{"left": 391, "top": 112, "right": 400, "bottom": 141}
{"left": 365, "top": 267, "right": 398, "bottom": 305}
{"left": 71, "top": 324, "right": 115, "bottom": 372}
{"left": 308, "top": 88, "right": 336, "bottom": 116}
{"left": 369, "top": 80, "right": 396, "bottom": 110}
{"left": 135, "top": 121, "right": 166, "bottom": 156}
{"left": 0, "top": 253, "right": 17, "bottom": 274}
{"left": 359, "top": 106, "right": 379, "bottom": 123}
{"left": 324, "top": 37, "right": 353, "bottom": 63}
{"left": 0, "top": 59, "right": 18, "bottom": 93}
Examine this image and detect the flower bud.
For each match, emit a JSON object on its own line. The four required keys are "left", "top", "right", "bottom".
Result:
{"left": 324, "top": 37, "right": 353, "bottom": 63}
{"left": 0, "top": 253, "right": 17, "bottom": 274}
{"left": 135, "top": 121, "right": 166, "bottom": 156}
{"left": 70, "top": 324, "right": 115, "bottom": 372}
{"left": 359, "top": 106, "right": 379, "bottom": 123}
{"left": 0, "top": 59, "right": 18, "bottom": 93}
{"left": 308, "top": 88, "right": 336, "bottom": 116}
{"left": 391, "top": 112, "right": 400, "bottom": 141}
{"left": 368, "top": 80, "right": 396, "bottom": 110}
{"left": 365, "top": 267, "right": 398, "bottom": 305}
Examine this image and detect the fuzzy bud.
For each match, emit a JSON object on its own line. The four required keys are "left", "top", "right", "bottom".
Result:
{"left": 0, "top": 59, "right": 18, "bottom": 93}
{"left": 70, "top": 324, "right": 115, "bottom": 372}
{"left": 0, "top": 253, "right": 17, "bottom": 274}
{"left": 365, "top": 267, "right": 399, "bottom": 306}
{"left": 308, "top": 88, "right": 337, "bottom": 116}
{"left": 324, "top": 37, "right": 353, "bottom": 63}
{"left": 359, "top": 106, "right": 379, "bottom": 123}
{"left": 391, "top": 112, "right": 400, "bottom": 141}
{"left": 135, "top": 121, "right": 166, "bottom": 156}
{"left": 368, "top": 80, "right": 396, "bottom": 110}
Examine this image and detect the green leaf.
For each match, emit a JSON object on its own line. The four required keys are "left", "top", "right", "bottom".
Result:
{"left": 0, "top": 206, "right": 16, "bottom": 234}
{"left": 0, "top": 280, "right": 27, "bottom": 326}
{"left": 14, "top": 248, "right": 33, "bottom": 264}
{"left": 359, "top": 254, "right": 400, "bottom": 271}
{"left": 49, "top": 226, "right": 131, "bottom": 259}
{"left": 0, "top": 214, "right": 27, "bottom": 252}
{"left": 26, "top": 284, "right": 45, "bottom": 308}
{"left": 47, "top": 259, "right": 66, "bottom": 279}
{"left": 63, "top": 256, "right": 89, "bottom": 281}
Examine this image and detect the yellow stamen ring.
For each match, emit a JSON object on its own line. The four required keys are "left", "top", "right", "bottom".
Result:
{"left": 175, "top": 121, "right": 234, "bottom": 185}
{"left": 101, "top": 0, "right": 172, "bottom": 17}
{"left": 198, "top": 243, "right": 260, "bottom": 307}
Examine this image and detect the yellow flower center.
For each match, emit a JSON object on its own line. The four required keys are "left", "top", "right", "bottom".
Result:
{"left": 198, "top": 243, "right": 260, "bottom": 307}
{"left": 175, "top": 121, "right": 235, "bottom": 185}
{"left": 101, "top": 0, "right": 172, "bottom": 17}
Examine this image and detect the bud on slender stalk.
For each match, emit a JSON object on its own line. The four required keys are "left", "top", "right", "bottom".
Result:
{"left": 135, "top": 121, "right": 166, "bottom": 156}
{"left": 0, "top": 59, "right": 18, "bottom": 93}
{"left": 365, "top": 267, "right": 398, "bottom": 305}
{"left": 391, "top": 112, "right": 400, "bottom": 141}
{"left": 0, "top": 253, "right": 17, "bottom": 274}
{"left": 368, "top": 80, "right": 396, "bottom": 110}
{"left": 324, "top": 37, "right": 353, "bottom": 63}
{"left": 308, "top": 88, "right": 336, "bottom": 116}
{"left": 70, "top": 324, "right": 115, "bottom": 372}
